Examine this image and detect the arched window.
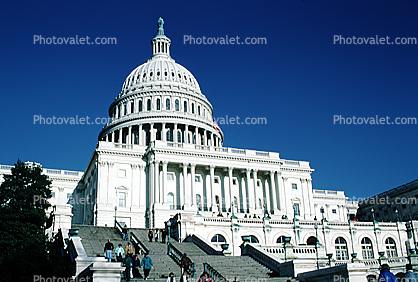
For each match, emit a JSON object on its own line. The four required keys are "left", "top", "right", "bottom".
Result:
{"left": 248, "top": 235, "right": 259, "bottom": 243}
{"left": 166, "top": 98, "right": 170, "bottom": 110}
{"left": 167, "top": 193, "right": 174, "bottom": 210}
{"left": 198, "top": 105, "right": 201, "bottom": 115}
{"left": 385, "top": 237, "right": 397, "bottom": 258}
{"left": 335, "top": 237, "right": 349, "bottom": 261}
{"left": 156, "top": 98, "right": 161, "bottom": 110}
{"left": 361, "top": 237, "right": 374, "bottom": 259}
{"left": 167, "top": 129, "right": 173, "bottom": 142}
{"left": 276, "top": 236, "right": 288, "bottom": 244}
{"left": 184, "top": 101, "right": 188, "bottom": 112}
{"left": 177, "top": 131, "right": 182, "bottom": 143}
{"left": 307, "top": 236, "right": 317, "bottom": 246}
{"left": 175, "top": 99, "right": 179, "bottom": 111}
{"left": 138, "top": 100, "right": 143, "bottom": 112}
{"left": 211, "top": 234, "right": 226, "bottom": 247}
{"left": 147, "top": 99, "right": 151, "bottom": 111}
{"left": 196, "top": 194, "right": 201, "bottom": 207}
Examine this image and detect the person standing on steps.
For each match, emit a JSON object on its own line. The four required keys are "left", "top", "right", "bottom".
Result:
{"left": 103, "top": 239, "right": 114, "bottom": 262}
{"left": 122, "top": 225, "right": 129, "bottom": 241}
{"left": 123, "top": 254, "right": 133, "bottom": 281}
{"left": 141, "top": 252, "right": 154, "bottom": 280}
{"left": 378, "top": 264, "right": 399, "bottom": 282}
{"left": 180, "top": 270, "right": 188, "bottom": 282}
{"left": 115, "top": 243, "right": 125, "bottom": 262}
{"left": 148, "top": 229, "right": 153, "bottom": 242}
{"left": 162, "top": 228, "right": 167, "bottom": 243}
{"left": 125, "top": 241, "right": 134, "bottom": 258}
{"left": 180, "top": 253, "right": 192, "bottom": 274}
{"left": 166, "top": 272, "right": 176, "bottom": 282}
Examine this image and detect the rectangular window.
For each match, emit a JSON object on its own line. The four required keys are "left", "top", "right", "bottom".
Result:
{"left": 67, "top": 193, "right": 73, "bottom": 200}
{"left": 167, "top": 173, "right": 174, "bottom": 181}
{"left": 51, "top": 192, "right": 55, "bottom": 198}
{"left": 232, "top": 178, "right": 237, "bottom": 185}
{"left": 131, "top": 102, "right": 134, "bottom": 113}
{"left": 214, "top": 177, "right": 220, "bottom": 184}
{"left": 119, "top": 192, "right": 126, "bottom": 207}
{"left": 332, "top": 209, "right": 337, "bottom": 214}
{"left": 292, "top": 183, "right": 298, "bottom": 190}
{"left": 192, "top": 103, "right": 195, "bottom": 114}
{"left": 257, "top": 180, "right": 261, "bottom": 187}
{"left": 293, "top": 203, "right": 300, "bottom": 216}
{"left": 195, "top": 175, "right": 200, "bottom": 182}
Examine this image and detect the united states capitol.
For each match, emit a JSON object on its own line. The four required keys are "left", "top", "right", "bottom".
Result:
{"left": 1, "top": 18, "right": 417, "bottom": 282}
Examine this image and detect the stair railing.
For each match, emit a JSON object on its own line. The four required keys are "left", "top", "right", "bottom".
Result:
{"left": 114, "top": 220, "right": 123, "bottom": 237}
{"left": 203, "top": 262, "right": 228, "bottom": 282}
{"left": 131, "top": 232, "right": 149, "bottom": 255}
{"left": 168, "top": 242, "right": 196, "bottom": 278}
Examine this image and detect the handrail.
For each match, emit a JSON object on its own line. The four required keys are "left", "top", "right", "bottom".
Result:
{"left": 167, "top": 242, "right": 196, "bottom": 277}
{"left": 203, "top": 262, "right": 228, "bottom": 282}
{"left": 115, "top": 221, "right": 123, "bottom": 237}
{"left": 131, "top": 232, "right": 149, "bottom": 255}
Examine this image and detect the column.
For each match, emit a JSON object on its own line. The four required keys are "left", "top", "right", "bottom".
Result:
{"left": 253, "top": 169, "right": 259, "bottom": 210}
{"left": 185, "top": 125, "right": 189, "bottom": 144}
{"left": 194, "top": 127, "right": 198, "bottom": 145}
{"left": 128, "top": 126, "right": 132, "bottom": 145}
{"left": 228, "top": 167, "right": 233, "bottom": 212}
{"left": 270, "top": 171, "right": 278, "bottom": 213}
{"left": 139, "top": 165, "right": 146, "bottom": 208}
{"left": 119, "top": 128, "right": 122, "bottom": 144}
{"left": 276, "top": 172, "right": 286, "bottom": 212}
{"left": 162, "top": 161, "right": 168, "bottom": 204}
{"left": 149, "top": 159, "right": 154, "bottom": 204}
{"left": 174, "top": 123, "right": 178, "bottom": 142}
{"left": 191, "top": 163, "right": 196, "bottom": 205}
{"left": 210, "top": 133, "right": 214, "bottom": 147}
{"left": 154, "top": 160, "right": 160, "bottom": 204}
{"left": 138, "top": 125, "right": 143, "bottom": 145}
{"left": 150, "top": 123, "right": 155, "bottom": 142}
{"left": 183, "top": 163, "right": 189, "bottom": 206}
{"left": 162, "top": 123, "right": 166, "bottom": 142}
{"left": 240, "top": 171, "right": 247, "bottom": 213}
{"left": 115, "top": 105, "right": 119, "bottom": 118}
{"left": 112, "top": 131, "right": 115, "bottom": 143}
{"left": 263, "top": 174, "right": 271, "bottom": 213}
{"left": 246, "top": 169, "right": 255, "bottom": 212}
{"left": 210, "top": 165, "right": 216, "bottom": 210}
{"left": 307, "top": 179, "right": 315, "bottom": 216}
{"left": 203, "top": 130, "right": 207, "bottom": 146}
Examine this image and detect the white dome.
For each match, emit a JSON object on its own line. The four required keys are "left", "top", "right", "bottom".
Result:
{"left": 122, "top": 56, "right": 202, "bottom": 94}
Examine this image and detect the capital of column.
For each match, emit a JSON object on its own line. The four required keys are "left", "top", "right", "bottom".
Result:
{"left": 228, "top": 166, "right": 233, "bottom": 172}
{"left": 253, "top": 169, "right": 258, "bottom": 173}
{"left": 190, "top": 163, "right": 196, "bottom": 168}
{"left": 162, "top": 160, "right": 169, "bottom": 166}
{"left": 245, "top": 168, "right": 251, "bottom": 174}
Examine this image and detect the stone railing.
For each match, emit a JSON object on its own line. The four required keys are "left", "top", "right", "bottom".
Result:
{"left": 203, "top": 262, "right": 228, "bottom": 282}
{"left": 131, "top": 232, "right": 149, "bottom": 255}
{"left": 168, "top": 242, "right": 196, "bottom": 277}
{"left": 76, "top": 262, "right": 124, "bottom": 282}
{"left": 186, "top": 234, "right": 222, "bottom": 255}
{"left": 297, "top": 262, "right": 369, "bottom": 282}
{"left": 241, "top": 243, "right": 282, "bottom": 274}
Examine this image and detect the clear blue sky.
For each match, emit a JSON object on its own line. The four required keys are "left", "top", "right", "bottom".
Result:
{"left": 0, "top": 0, "right": 417, "bottom": 199}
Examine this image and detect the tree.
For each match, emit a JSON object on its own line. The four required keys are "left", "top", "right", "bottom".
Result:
{"left": 0, "top": 160, "right": 52, "bottom": 281}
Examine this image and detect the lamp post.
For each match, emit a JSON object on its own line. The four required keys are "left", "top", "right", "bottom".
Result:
{"left": 167, "top": 221, "right": 172, "bottom": 255}
{"left": 314, "top": 217, "right": 319, "bottom": 270}
{"left": 320, "top": 207, "right": 328, "bottom": 255}
{"left": 371, "top": 208, "right": 381, "bottom": 257}
{"left": 395, "top": 209, "right": 404, "bottom": 257}
{"left": 114, "top": 206, "right": 117, "bottom": 227}
{"left": 284, "top": 236, "right": 291, "bottom": 262}
{"left": 348, "top": 219, "right": 356, "bottom": 262}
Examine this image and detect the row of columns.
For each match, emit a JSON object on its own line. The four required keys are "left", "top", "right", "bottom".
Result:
{"left": 147, "top": 160, "right": 295, "bottom": 215}
{"left": 104, "top": 123, "right": 222, "bottom": 147}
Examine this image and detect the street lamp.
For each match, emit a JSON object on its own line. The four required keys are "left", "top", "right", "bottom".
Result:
{"left": 395, "top": 209, "right": 404, "bottom": 257}
{"left": 283, "top": 236, "right": 291, "bottom": 262}
{"left": 371, "top": 208, "right": 381, "bottom": 257}
{"left": 114, "top": 206, "right": 117, "bottom": 227}
{"left": 320, "top": 207, "right": 328, "bottom": 255}
{"left": 314, "top": 217, "right": 319, "bottom": 270}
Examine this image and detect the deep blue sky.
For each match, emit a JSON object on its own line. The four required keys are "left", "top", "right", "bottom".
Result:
{"left": 1, "top": 0, "right": 417, "bottom": 199}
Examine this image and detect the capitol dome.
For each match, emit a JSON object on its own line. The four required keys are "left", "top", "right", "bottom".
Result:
{"left": 98, "top": 17, "right": 224, "bottom": 148}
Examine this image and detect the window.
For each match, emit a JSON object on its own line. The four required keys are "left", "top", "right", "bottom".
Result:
{"left": 167, "top": 173, "right": 174, "bottom": 181}
{"left": 156, "top": 98, "right": 161, "bottom": 110}
{"left": 118, "top": 192, "right": 126, "bottom": 207}
{"left": 292, "top": 183, "right": 298, "bottom": 190}
{"left": 196, "top": 194, "right": 201, "bottom": 205}
{"left": 335, "top": 237, "right": 349, "bottom": 261}
{"left": 195, "top": 176, "right": 200, "bottom": 182}
{"left": 166, "top": 98, "right": 170, "bottom": 110}
{"left": 259, "top": 199, "right": 262, "bottom": 209}
{"left": 192, "top": 103, "right": 195, "bottom": 114}
{"left": 177, "top": 131, "right": 181, "bottom": 143}
{"left": 131, "top": 101, "right": 134, "bottom": 113}
{"left": 257, "top": 180, "right": 261, "bottom": 187}
{"left": 248, "top": 235, "right": 259, "bottom": 243}
{"left": 175, "top": 99, "right": 179, "bottom": 111}
{"left": 214, "top": 177, "right": 220, "bottom": 184}
{"left": 307, "top": 236, "right": 317, "bottom": 246}
{"left": 293, "top": 203, "right": 300, "bottom": 216}
{"left": 198, "top": 105, "right": 201, "bottom": 115}
{"left": 168, "top": 193, "right": 174, "bottom": 210}
{"left": 385, "top": 238, "right": 398, "bottom": 258}
{"left": 67, "top": 193, "right": 73, "bottom": 200}
{"left": 138, "top": 100, "right": 143, "bottom": 112}
{"left": 234, "top": 197, "right": 238, "bottom": 206}
{"left": 232, "top": 178, "right": 237, "bottom": 185}
{"left": 215, "top": 195, "right": 220, "bottom": 205}
{"left": 211, "top": 234, "right": 226, "bottom": 246}
{"left": 147, "top": 99, "right": 151, "bottom": 111}
{"left": 51, "top": 192, "right": 55, "bottom": 198}
{"left": 167, "top": 129, "right": 173, "bottom": 142}
{"left": 332, "top": 209, "right": 337, "bottom": 214}
{"left": 184, "top": 101, "right": 187, "bottom": 112}
{"left": 276, "top": 236, "right": 288, "bottom": 244}
{"left": 124, "top": 103, "right": 127, "bottom": 115}
{"left": 118, "top": 105, "right": 121, "bottom": 118}
{"left": 361, "top": 237, "right": 374, "bottom": 259}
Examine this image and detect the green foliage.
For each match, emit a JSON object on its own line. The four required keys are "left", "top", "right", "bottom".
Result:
{"left": 0, "top": 160, "right": 52, "bottom": 281}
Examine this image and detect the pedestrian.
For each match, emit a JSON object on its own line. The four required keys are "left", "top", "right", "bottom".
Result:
{"left": 405, "top": 263, "right": 418, "bottom": 282}
{"left": 133, "top": 255, "right": 141, "bottom": 278}
{"left": 115, "top": 243, "right": 125, "bottom": 262}
{"left": 123, "top": 225, "right": 129, "bottom": 241}
{"left": 155, "top": 229, "right": 159, "bottom": 242}
{"left": 180, "top": 271, "right": 188, "bottom": 282}
{"left": 148, "top": 229, "right": 153, "bottom": 242}
{"left": 125, "top": 242, "right": 134, "bottom": 258}
{"left": 123, "top": 254, "right": 133, "bottom": 281}
{"left": 141, "top": 252, "right": 154, "bottom": 280}
{"left": 166, "top": 272, "right": 176, "bottom": 282}
{"left": 378, "top": 264, "right": 399, "bottom": 282}
{"left": 103, "top": 239, "right": 114, "bottom": 262}
{"left": 162, "top": 228, "right": 167, "bottom": 243}
{"left": 180, "top": 253, "right": 192, "bottom": 274}
{"left": 233, "top": 277, "right": 239, "bottom": 282}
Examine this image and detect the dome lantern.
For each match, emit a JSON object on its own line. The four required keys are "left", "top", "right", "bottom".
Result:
{"left": 151, "top": 17, "right": 171, "bottom": 58}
